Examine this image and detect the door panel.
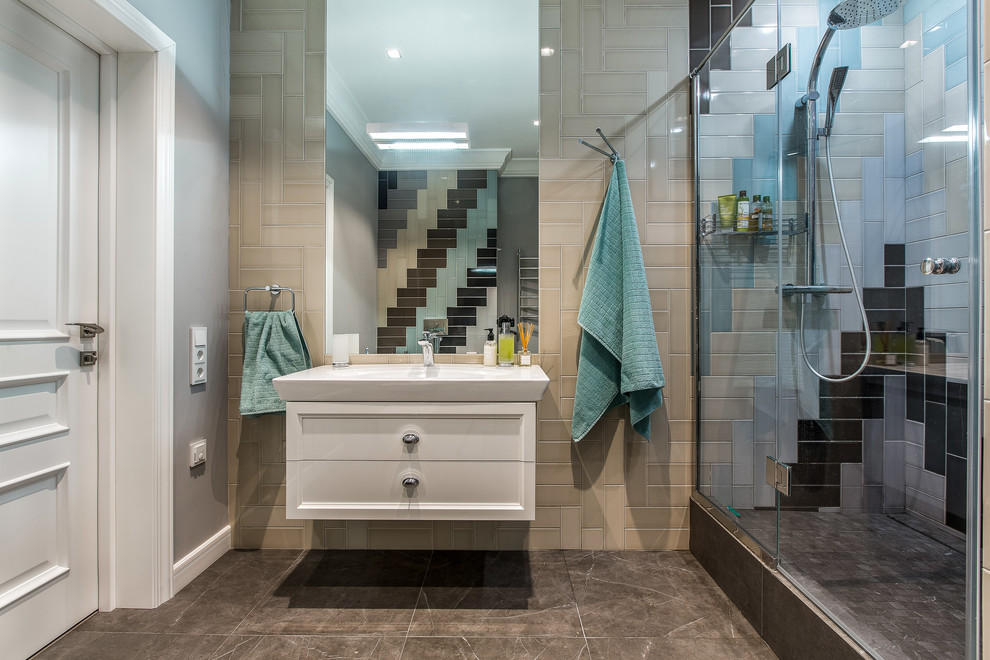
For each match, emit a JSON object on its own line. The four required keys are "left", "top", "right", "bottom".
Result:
{"left": 0, "top": 0, "right": 99, "bottom": 657}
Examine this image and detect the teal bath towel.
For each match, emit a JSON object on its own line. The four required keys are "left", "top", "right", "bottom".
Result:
{"left": 240, "top": 310, "right": 312, "bottom": 416}
{"left": 572, "top": 160, "right": 665, "bottom": 441}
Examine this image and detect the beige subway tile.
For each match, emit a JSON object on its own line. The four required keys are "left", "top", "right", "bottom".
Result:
{"left": 583, "top": 93, "right": 647, "bottom": 115}
{"left": 259, "top": 484, "right": 286, "bottom": 506}
{"left": 240, "top": 268, "right": 303, "bottom": 290}
{"left": 239, "top": 246, "right": 303, "bottom": 269}
{"left": 283, "top": 183, "right": 324, "bottom": 203}
{"left": 240, "top": 505, "right": 292, "bottom": 528}
{"left": 709, "top": 354, "right": 776, "bottom": 376}
{"left": 496, "top": 527, "right": 561, "bottom": 550}
{"left": 365, "top": 527, "right": 433, "bottom": 549}
{"left": 603, "top": 28, "right": 668, "bottom": 49}
{"left": 603, "top": 50, "right": 668, "bottom": 72}
{"left": 231, "top": 52, "right": 283, "bottom": 75}
{"left": 304, "top": 116, "right": 324, "bottom": 141}
{"left": 560, "top": 507, "right": 581, "bottom": 549}
{"left": 646, "top": 484, "right": 692, "bottom": 508}
{"left": 284, "top": 96, "right": 305, "bottom": 160}
{"left": 304, "top": 140, "right": 324, "bottom": 161}
{"left": 646, "top": 462, "right": 694, "bottom": 487}
{"left": 582, "top": 528, "right": 604, "bottom": 550}
{"left": 323, "top": 527, "right": 346, "bottom": 549}
{"left": 303, "top": 247, "right": 325, "bottom": 312}
{"left": 230, "top": 74, "right": 261, "bottom": 97}
{"left": 536, "top": 484, "right": 582, "bottom": 506}
{"left": 262, "top": 141, "right": 283, "bottom": 203}
{"left": 540, "top": 32, "right": 561, "bottom": 95}
{"left": 624, "top": 506, "right": 690, "bottom": 529}
{"left": 560, "top": 115, "right": 626, "bottom": 138}
{"left": 560, "top": 245, "right": 585, "bottom": 310}
{"left": 283, "top": 160, "right": 325, "bottom": 182}
{"left": 231, "top": 31, "right": 283, "bottom": 53}
{"left": 603, "top": 420, "right": 627, "bottom": 485}
{"left": 304, "top": 54, "right": 325, "bottom": 117}
{"left": 603, "top": 484, "right": 625, "bottom": 549}
{"left": 238, "top": 526, "right": 304, "bottom": 549}
{"left": 230, "top": 96, "right": 262, "bottom": 117}
{"left": 501, "top": 507, "right": 561, "bottom": 529}
{"left": 581, "top": 7, "right": 603, "bottom": 72}
{"left": 241, "top": 118, "right": 262, "bottom": 181}
{"left": 582, "top": 72, "right": 647, "bottom": 94}
{"left": 241, "top": 10, "right": 305, "bottom": 31}
{"left": 241, "top": 183, "right": 262, "bottom": 245}
{"left": 540, "top": 94, "right": 561, "bottom": 158}
{"left": 305, "top": 0, "right": 325, "bottom": 52}
{"left": 537, "top": 462, "right": 579, "bottom": 486}
{"left": 262, "top": 205, "right": 325, "bottom": 226}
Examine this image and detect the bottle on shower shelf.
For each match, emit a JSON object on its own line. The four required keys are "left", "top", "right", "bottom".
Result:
{"left": 735, "top": 190, "right": 750, "bottom": 232}
{"left": 761, "top": 196, "right": 773, "bottom": 231}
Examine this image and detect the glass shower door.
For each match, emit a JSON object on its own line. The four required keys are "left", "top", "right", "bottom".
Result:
{"left": 694, "top": 1, "right": 781, "bottom": 556}
{"left": 774, "top": 1, "right": 980, "bottom": 658}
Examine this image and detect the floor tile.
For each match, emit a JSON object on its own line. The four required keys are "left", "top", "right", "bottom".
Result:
{"left": 400, "top": 636, "right": 590, "bottom": 659}
{"left": 79, "top": 550, "right": 303, "bottom": 635}
{"left": 34, "top": 632, "right": 227, "bottom": 660}
{"left": 564, "top": 550, "right": 759, "bottom": 639}
{"left": 586, "top": 637, "right": 777, "bottom": 659}
{"left": 407, "top": 550, "right": 584, "bottom": 638}
{"left": 233, "top": 549, "right": 431, "bottom": 635}
{"left": 210, "top": 635, "right": 403, "bottom": 659}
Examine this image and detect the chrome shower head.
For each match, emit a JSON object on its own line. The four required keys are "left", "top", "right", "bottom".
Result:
{"left": 824, "top": 66, "right": 848, "bottom": 136}
{"left": 827, "top": 0, "right": 902, "bottom": 30}
{"left": 801, "top": 0, "right": 902, "bottom": 104}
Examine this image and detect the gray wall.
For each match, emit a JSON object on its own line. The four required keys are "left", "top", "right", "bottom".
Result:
{"left": 326, "top": 111, "right": 378, "bottom": 351}
{"left": 497, "top": 176, "right": 539, "bottom": 352}
{"left": 128, "top": 0, "right": 231, "bottom": 560}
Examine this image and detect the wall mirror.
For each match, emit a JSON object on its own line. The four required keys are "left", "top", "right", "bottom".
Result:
{"left": 325, "top": 0, "right": 539, "bottom": 355}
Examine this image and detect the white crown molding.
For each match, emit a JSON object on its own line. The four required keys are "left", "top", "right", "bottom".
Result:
{"left": 325, "top": 61, "right": 383, "bottom": 170}
{"left": 380, "top": 148, "right": 511, "bottom": 172}
{"left": 501, "top": 157, "right": 539, "bottom": 178}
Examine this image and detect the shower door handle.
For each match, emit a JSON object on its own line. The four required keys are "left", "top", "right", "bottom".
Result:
{"left": 920, "top": 257, "right": 961, "bottom": 275}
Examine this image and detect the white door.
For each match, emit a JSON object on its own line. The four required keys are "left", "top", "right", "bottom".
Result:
{"left": 0, "top": 0, "right": 100, "bottom": 657}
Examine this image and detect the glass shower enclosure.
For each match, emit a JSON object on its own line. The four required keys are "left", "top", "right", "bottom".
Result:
{"left": 692, "top": 1, "right": 982, "bottom": 658}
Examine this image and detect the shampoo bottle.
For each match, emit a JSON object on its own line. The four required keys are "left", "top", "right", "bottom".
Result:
{"left": 483, "top": 328, "right": 497, "bottom": 366}
{"left": 735, "top": 190, "right": 750, "bottom": 232}
{"left": 497, "top": 315, "right": 515, "bottom": 367}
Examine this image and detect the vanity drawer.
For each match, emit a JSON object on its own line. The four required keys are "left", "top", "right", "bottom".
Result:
{"left": 287, "top": 402, "right": 535, "bottom": 462}
{"left": 287, "top": 459, "right": 535, "bottom": 520}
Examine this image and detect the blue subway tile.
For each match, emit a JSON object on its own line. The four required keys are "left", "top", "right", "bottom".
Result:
{"left": 732, "top": 158, "right": 754, "bottom": 196}
{"left": 862, "top": 158, "right": 884, "bottom": 221}
{"left": 945, "top": 34, "right": 966, "bottom": 66}
{"left": 839, "top": 28, "right": 861, "bottom": 71}
{"left": 945, "top": 58, "right": 967, "bottom": 90}
{"left": 905, "top": 149, "right": 923, "bottom": 176}
{"left": 884, "top": 114, "right": 906, "bottom": 177}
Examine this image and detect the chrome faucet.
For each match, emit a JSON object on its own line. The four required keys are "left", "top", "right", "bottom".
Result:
{"left": 418, "top": 331, "right": 441, "bottom": 367}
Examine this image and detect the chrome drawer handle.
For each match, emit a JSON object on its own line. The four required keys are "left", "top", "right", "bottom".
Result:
{"left": 402, "top": 476, "right": 420, "bottom": 488}
{"left": 401, "top": 433, "right": 420, "bottom": 445}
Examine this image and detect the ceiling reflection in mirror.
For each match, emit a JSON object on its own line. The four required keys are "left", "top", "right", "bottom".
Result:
{"left": 325, "top": 0, "right": 539, "bottom": 355}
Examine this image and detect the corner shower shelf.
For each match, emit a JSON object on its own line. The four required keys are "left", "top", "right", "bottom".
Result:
{"left": 704, "top": 225, "right": 807, "bottom": 238}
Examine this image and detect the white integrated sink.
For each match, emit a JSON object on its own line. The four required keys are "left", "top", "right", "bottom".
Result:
{"left": 273, "top": 363, "right": 550, "bottom": 403}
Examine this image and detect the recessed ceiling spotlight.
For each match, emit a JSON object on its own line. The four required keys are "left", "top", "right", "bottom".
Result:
{"left": 386, "top": 48, "right": 401, "bottom": 59}
{"left": 540, "top": 47, "right": 554, "bottom": 57}
{"left": 533, "top": 120, "right": 540, "bottom": 126}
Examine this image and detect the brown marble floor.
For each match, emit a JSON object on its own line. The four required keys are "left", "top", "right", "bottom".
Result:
{"left": 33, "top": 549, "right": 777, "bottom": 660}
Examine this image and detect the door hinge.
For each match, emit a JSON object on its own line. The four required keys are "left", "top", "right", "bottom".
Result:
{"left": 765, "top": 456, "right": 791, "bottom": 496}
{"left": 80, "top": 351, "right": 98, "bottom": 367}
{"left": 766, "top": 44, "right": 791, "bottom": 90}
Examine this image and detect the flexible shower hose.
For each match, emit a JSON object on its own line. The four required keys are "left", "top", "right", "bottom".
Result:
{"left": 798, "top": 136, "right": 872, "bottom": 383}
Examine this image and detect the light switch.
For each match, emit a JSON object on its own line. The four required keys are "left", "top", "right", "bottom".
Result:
{"left": 190, "top": 326, "right": 207, "bottom": 385}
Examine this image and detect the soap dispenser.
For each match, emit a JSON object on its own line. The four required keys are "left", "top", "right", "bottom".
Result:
{"left": 483, "top": 328, "right": 497, "bottom": 366}
{"left": 497, "top": 315, "right": 515, "bottom": 367}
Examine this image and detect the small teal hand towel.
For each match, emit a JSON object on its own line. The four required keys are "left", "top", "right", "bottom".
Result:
{"left": 239, "top": 310, "right": 312, "bottom": 416}
{"left": 572, "top": 160, "right": 665, "bottom": 441}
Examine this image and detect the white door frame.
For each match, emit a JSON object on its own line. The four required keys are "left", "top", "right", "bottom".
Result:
{"left": 19, "top": 0, "right": 176, "bottom": 610}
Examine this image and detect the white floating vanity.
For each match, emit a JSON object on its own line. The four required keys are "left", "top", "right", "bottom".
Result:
{"left": 273, "top": 363, "right": 549, "bottom": 521}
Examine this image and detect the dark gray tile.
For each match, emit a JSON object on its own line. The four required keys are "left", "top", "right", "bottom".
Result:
{"left": 34, "top": 632, "right": 226, "bottom": 660}
{"left": 564, "top": 549, "right": 758, "bottom": 640}
{"left": 586, "top": 637, "right": 777, "bottom": 659}
{"left": 210, "top": 635, "right": 403, "bottom": 659}
{"left": 80, "top": 550, "right": 303, "bottom": 635}
{"left": 408, "top": 551, "right": 583, "bottom": 637}
{"left": 401, "top": 636, "right": 589, "bottom": 659}
{"left": 234, "top": 550, "right": 431, "bottom": 635}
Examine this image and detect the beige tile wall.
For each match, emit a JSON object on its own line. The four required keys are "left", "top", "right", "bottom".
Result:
{"left": 228, "top": 0, "right": 327, "bottom": 549}
{"left": 228, "top": 0, "right": 695, "bottom": 550}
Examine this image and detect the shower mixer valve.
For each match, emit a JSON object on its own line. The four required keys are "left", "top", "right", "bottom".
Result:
{"left": 920, "top": 257, "right": 961, "bottom": 275}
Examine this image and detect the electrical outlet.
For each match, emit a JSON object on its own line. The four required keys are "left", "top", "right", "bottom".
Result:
{"left": 189, "top": 439, "right": 207, "bottom": 468}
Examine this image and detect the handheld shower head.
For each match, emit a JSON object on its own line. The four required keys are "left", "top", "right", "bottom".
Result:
{"left": 823, "top": 66, "right": 849, "bottom": 136}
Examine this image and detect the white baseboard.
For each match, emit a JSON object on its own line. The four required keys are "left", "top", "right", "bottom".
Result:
{"left": 171, "top": 525, "right": 231, "bottom": 594}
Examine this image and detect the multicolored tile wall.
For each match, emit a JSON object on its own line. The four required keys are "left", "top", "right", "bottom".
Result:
{"left": 375, "top": 170, "right": 498, "bottom": 355}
